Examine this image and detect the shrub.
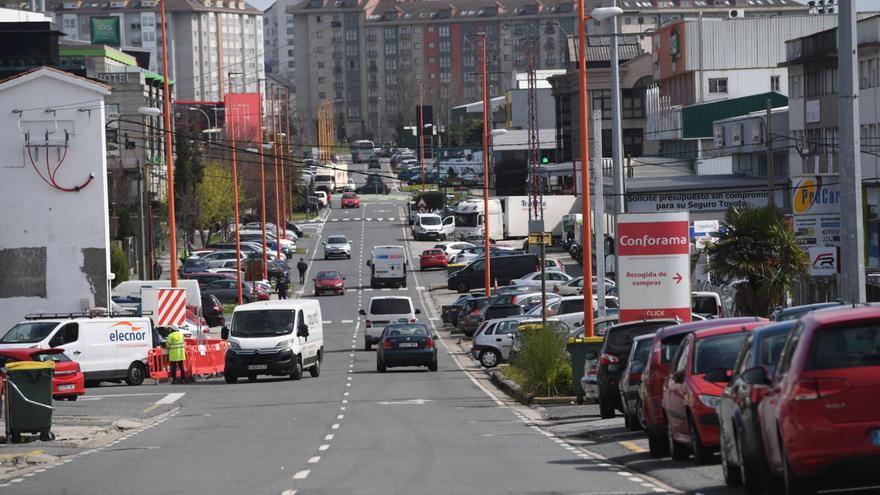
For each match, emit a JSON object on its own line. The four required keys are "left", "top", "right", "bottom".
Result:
{"left": 110, "top": 244, "right": 129, "bottom": 286}
{"left": 510, "top": 325, "right": 571, "bottom": 397}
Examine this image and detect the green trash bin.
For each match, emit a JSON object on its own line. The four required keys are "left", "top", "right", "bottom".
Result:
{"left": 3, "top": 360, "right": 55, "bottom": 443}
{"left": 566, "top": 336, "right": 605, "bottom": 404}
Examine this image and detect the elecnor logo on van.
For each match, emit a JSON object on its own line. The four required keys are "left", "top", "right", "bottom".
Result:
{"left": 109, "top": 321, "right": 147, "bottom": 342}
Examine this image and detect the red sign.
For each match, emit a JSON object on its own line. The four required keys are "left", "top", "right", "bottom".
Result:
{"left": 224, "top": 93, "right": 262, "bottom": 143}
{"left": 156, "top": 288, "right": 186, "bottom": 327}
{"left": 617, "top": 221, "right": 690, "bottom": 256}
{"left": 617, "top": 212, "right": 691, "bottom": 324}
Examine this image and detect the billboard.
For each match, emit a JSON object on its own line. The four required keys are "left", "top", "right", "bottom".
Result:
{"left": 90, "top": 17, "right": 121, "bottom": 46}
{"left": 617, "top": 212, "right": 692, "bottom": 323}
{"left": 224, "top": 93, "right": 262, "bottom": 143}
{"left": 791, "top": 175, "right": 841, "bottom": 215}
{"left": 808, "top": 246, "right": 838, "bottom": 277}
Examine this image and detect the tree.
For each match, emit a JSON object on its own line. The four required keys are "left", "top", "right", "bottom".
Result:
{"left": 174, "top": 126, "right": 204, "bottom": 249}
{"left": 707, "top": 206, "right": 808, "bottom": 317}
{"left": 196, "top": 161, "right": 241, "bottom": 245}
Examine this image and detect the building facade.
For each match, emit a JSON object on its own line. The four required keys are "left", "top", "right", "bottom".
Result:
{"left": 47, "top": 0, "right": 265, "bottom": 101}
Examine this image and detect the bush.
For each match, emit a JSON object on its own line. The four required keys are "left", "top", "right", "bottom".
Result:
{"left": 110, "top": 244, "right": 129, "bottom": 286}
{"left": 510, "top": 325, "right": 572, "bottom": 397}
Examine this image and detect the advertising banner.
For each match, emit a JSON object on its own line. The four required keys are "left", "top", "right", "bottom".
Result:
{"left": 808, "top": 246, "right": 838, "bottom": 276}
{"left": 791, "top": 175, "right": 841, "bottom": 216}
{"left": 627, "top": 190, "right": 779, "bottom": 213}
{"left": 224, "top": 93, "right": 262, "bottom": 143}
{"left": 90, "top": 17, "right": 121, "bottom": 46}
{"left": 617, "top": 212, "right": 691, "bottom": 323}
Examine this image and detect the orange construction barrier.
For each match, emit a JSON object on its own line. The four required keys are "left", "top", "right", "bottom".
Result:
{"left": 148, "top": 339, "right": 227, "bottom": 383}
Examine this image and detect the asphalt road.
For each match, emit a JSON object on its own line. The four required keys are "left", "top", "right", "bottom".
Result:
{"left": 5, "top": 161, "right": 674, "bottom": 495}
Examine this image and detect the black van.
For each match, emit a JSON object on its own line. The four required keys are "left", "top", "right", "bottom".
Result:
{"left": 448, "top": 254, "right": 538, "bottom": 293}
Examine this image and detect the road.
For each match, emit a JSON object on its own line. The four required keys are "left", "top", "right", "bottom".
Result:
{"left": 4, "top": 161, "right": 675, "bottom": 495}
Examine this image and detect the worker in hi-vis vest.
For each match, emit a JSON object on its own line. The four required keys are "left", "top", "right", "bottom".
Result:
{"left": 167, "top": 326, "right": 187, "bottom": 384}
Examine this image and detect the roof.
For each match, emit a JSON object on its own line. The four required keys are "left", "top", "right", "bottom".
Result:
{"left": 567, "top": 35, "right": 644, "bottom": 64}
{"left": 492, "top": 128, "right": 555, "bottom": 151}
{"left": 48, "top": 0, "right": 261, "bottom": 14}
{"left": 680, "top": 91, "right": 788, "bottom": 139}
{"left": 692, "top": 320, "right": 765, "bottom": 339}
{"left": 626, "top": 174, "right": 771, "bottom": 194}
{"left": 616, "top": 0, "right": 805, "bottom": 10}
{"left": 59, "top": 45, "right": 138, "bottom": 67}
{"left": 654, "top": 316, "right": 763, "bottom": 339}
{"left": 800, "top": 304, "right": 880, "bottom": 327}
{"left": 0, "top": 66, "right": 110, "bottom": 94}
{"left": 753, "top": 320, "right": 797, "bottom": 337}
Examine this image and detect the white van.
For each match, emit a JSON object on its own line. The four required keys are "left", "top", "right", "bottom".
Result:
{"left": 692, "top": 291, "right": 722, "bottom": 318}
{"left": 367, "top": 245, "right": 408, "bottom": 288}
{"left": 359, "top": 296, "right": 420, "bottom": 350}
{"left": 412, "top": 213, "right": 455, "bottom": 241}
{"left": 0, "top": 316, "right": 156, "bottom": 385}
{"left": 112, "top": 280, "right": 202, "bottom": 313}
{"left": 222, "top": 299, "right": 324, "bottom": 382}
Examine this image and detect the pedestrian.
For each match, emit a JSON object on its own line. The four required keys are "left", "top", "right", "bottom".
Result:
{"left": 153, "top": 259, "right": 163, "bottom": 280}
{"left": 296, "top": 258, "right": 308, "bottom": 285}
{"left": 277, "top": 275, "right": 289, "bottom": 300}
{"left": 166, "top": 325, "right": 187, "bottom": 384}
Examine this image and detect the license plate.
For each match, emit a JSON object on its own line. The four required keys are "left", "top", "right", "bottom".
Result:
{"left": 58, "top": 384, "right": 75, "bottom": 391}
{"left": 248, "top": 364, "right": 268, "bottom": 370}
{"left": 871, "top": 429, "right": 880, "bottom": 447}
{"left": 398, "top": 342, "right": 419, "bottom": 348}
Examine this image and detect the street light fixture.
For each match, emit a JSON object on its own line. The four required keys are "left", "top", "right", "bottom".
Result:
{"left": 138, "top": 106, "right": 161, "bottom": 117}
{"left": 578, "top": 1, "right": 622, "bottom": 337}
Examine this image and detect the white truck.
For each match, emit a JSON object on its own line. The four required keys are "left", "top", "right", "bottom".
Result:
{"left": 452, "top": 199, "right": 503, "bottom": 241}
{"left": 499, "top": 195, "right": 580, "bottom": 239}
{"left": 331, "top": 162, "right": 349, "bottom": 193}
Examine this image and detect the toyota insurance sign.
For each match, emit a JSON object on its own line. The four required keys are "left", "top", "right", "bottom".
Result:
{"left": 617, "top": 212, "right": 691, "bottom": 323}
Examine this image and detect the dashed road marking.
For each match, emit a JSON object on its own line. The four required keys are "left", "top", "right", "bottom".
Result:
{"left": 318, "top": 444, "right": 330, "bottom": 451}
{"left": 618, "top": 440, "right": 648, "bottom": 454}
{"left": 292, "top": 470, "right": 310, "bottom": 480}
{"left": 307, "top": 456, "right": 320, "bottom": 464}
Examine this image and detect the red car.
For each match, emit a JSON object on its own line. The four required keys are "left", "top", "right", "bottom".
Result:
{"left": 341, "top": 192, "right": 361, "bottom": 208}
{"left": 640, "top": 317, "right": 765, "bottom": 457}
{"left": 755, "top": 306, "right": 880, "bottom": 495}
{"left": 663, "top": 320, "right": 765, "bottom": 464}
{"left": 314, "top": 270, "right": 345, "bottom": 296}
{"left": 0, "top": 348, "right": 84, "bottom": 401}
{"left": 419, "top": 249, "right": 448, "bottom": 271}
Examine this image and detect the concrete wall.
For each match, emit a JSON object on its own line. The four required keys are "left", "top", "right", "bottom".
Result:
{"left": 0, "top": 69, "right": 110, "bottom": 332}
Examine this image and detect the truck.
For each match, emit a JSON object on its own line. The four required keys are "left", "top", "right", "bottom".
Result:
{"left": 498, "top": 196, "right": 580, "bottom": 239}
{"left": 331, "top": 162, "right": 348, "bottom": 193}
{"left": 452, "top": 199, "right": 503, "bottom": 241}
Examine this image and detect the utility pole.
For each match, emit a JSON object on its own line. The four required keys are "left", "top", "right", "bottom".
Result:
{"left": 479, "top": 31, "right": 492, "bottom": 297}
{"left": 159, "top": 0, "right": 178, "bottom": 286}
{"left": 766, "top": 98, "right": 775, "bottom": 206}
{"left": 593, "top": 109, "right": 606, "bottom": 318}
{"left": 838, "top": 0, "right": 866, "bottom": 303}
{"left": 609, "top": 0, "right": 625, "bottom": 216}
{"left": 577, "top": 0, "right": 596, "bottom": 335}
{"left": 419, "top": 79, "right": 426, "bottom": 192}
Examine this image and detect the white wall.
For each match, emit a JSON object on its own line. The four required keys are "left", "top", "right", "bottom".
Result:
{"left": 0, "top": 70, "right": 110, "bottom": 332}
{"left": 698, "top": 68, "right": 788, "bottom": 103}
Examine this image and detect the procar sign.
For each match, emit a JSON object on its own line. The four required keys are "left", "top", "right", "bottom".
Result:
{"left": 617, "top": 212, "right": 691, "bottom": 323}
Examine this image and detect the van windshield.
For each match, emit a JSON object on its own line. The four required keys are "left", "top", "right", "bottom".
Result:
{"left": 231, "top": 310, "right": 295, "bottom": 337}
{"left": 370, "top": 299, "right": 412, "bottom": 314}
{"left": 420, "top": 216, "right": 441, "bottom": 225}
{"left": 455, "top": 212, "right": 480, "bottom": 228}
{"left": 692, "top": 296, "right": 719, "bottom": 315}
{"left": 0, "top": 322, "right": 59, "bottom": 344}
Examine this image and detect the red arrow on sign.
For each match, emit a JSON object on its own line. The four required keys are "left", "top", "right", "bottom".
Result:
{"left": 673, "top": 273, "right": 683, "bottom": 284}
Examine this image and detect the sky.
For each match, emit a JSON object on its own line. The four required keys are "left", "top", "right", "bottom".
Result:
{"left": 245, "top": 0, "right": 880, "bottom": 14}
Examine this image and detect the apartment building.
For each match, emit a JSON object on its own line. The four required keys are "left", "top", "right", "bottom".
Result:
{"left": 47, "top": 0, "right": 265, "bottom": 101}
{"left": 263, "top": 0, "right": 300, "bottom": 84}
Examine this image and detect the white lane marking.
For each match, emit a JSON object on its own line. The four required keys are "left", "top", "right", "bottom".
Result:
{"left": 307, "top": 456, "right": 321, "bottom": 464}
{"left": 325, "top": 434, "right": 334, "bottom": 440}
{"left": 292, "top": 470, "right": 310, "bottom": 480}
{"left": 322, "top": 320, "right": 332, "bottom": 324}
{"left": 77, "top": 392, "right": 168, "bottom": 401}
{"left": 337, "top": 414, "right": 344, "bottom": 419}
{"left": 331, "top": 423, "right": 340, "bottom": 429}
{"left": 318, "top": 444, "right": 330, "bottom": 451}
{"left": 154, "top": 393, "right": 185, "bottom": 405}
{"left": 341, "top": 319, "right": 354, "bottom": 324}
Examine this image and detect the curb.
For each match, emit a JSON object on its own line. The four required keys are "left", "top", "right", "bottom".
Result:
{"left": 485, "top": 369, "right": 533, "bottom": 405}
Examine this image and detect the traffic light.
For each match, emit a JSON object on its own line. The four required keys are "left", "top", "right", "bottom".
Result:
{"left": 541, "top": 156, "right": 549, "bottom": 164}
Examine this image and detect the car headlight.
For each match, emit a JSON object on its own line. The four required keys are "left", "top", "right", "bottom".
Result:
{"left": 275, "top": 339, "right": 294, "bottom": 349}
{"left": 699, "top": 394, "right": 721, "bottom": 409}
{"left": 335, "top": 283, "right": 344, "bottom": 287}
{"left": 229, "top": 340, "right": 240, "bottom": 351}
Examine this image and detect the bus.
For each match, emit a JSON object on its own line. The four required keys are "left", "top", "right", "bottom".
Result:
{"left": 351, "top": 139, "right": 376, "bottom": 163}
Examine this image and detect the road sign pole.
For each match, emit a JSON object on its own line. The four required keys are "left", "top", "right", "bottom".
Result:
{"left": 593, "top": 109, "right": 606, "bottom": 319}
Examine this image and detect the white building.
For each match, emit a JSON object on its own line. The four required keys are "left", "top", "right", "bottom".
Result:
{"left": 47, "top": 0, "right": 265, "bottom": 101}
{"left": 0, "top": 67, "right": 112, "bottom": 332}
{"left": 263, "top": 0, "right": 300, "bottom": 84}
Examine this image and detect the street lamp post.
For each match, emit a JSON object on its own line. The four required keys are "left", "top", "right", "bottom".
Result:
{"left": 577, "top": 4, "right": 623, "bottom": 337}
{"left": 158, "top": 0, "right": 178, "bottom": 286}
{"left": 228, "top": 72, "right": 244, "bottom": 305}
{"left": 419, "top": 79, "right": 426, "bottom": 192}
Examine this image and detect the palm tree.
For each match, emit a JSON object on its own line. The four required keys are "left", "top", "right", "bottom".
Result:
{"left": 707, "top": 206, "right": 808, "bottom": 317}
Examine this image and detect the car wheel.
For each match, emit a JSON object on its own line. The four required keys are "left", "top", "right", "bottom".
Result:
{"left": 648, "top": 426, "right": 670, "bottom": 458}
{"left": 783, "top": 442, "right": 814, "bottom": 495}
{"left": 377, "top": 358, "right": 386, "bottom": 373}
{"left": 668, "top": 417, "right": 690, "bottom": 461}
{"left": 721, "top": 431, "right": 743, "bottom": 487}
{"left": 479, "top": 349, "right": 501, "bottom": 368}
{"left": 689, "top": 414, "right": 712, "bottom": 465}
{"left": 456, "top": 281, "right": 469, "bottom": 293}
{"left": 428, "top": 358, "right": 438, "bottom": 372}
{"left": 598, "top": 393, "right": 615, "bottom": 419}
{"left": 309, "top": 357, "right": 321, "bottom": 377}
{"left": 223, "top": 370, "right": 238, "bottom": 384}
{"left": 124, "top": 362, "right": 146, "bottom": 386}
{"left": 289, "top": 356, "right": 303, "bottom": 381}
{"left": 737, "top": 429, "right": 764, "bottom": 494}
{"left": 347, "top": 254, "right": 351, "bottom": 259}
{"left": 364, "top": 336, "right": 372, "bottom": 351}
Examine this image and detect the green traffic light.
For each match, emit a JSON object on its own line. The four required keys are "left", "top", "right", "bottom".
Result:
{"left": 541, "top": 157, "right": 549, "bottom": 164}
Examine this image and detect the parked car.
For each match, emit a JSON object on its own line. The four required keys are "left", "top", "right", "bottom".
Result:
{"left": 456, "top": 296, "right": 490, "bottom": 336}
{"left": 543, "top": 258, "right": 566, "bottom": 271}
{"left": 201, "top": 294, "right": 225, "bottom": 327}
{"left": 181, "top": 257, "right": 209, "bottom": 275}
{"left": 596, "top": 319, "right": 680, "bottom": 419}
{"left": 314, "top": 190, "right": 328, "bottom": 207}
{"left": 433, "top": 241, "right": 476, "bottom": 261}
{"left": 323, "top": 234, "right": 352, "bottom": 259}
{"left": 717, "top": 321, "right": 796, "bottom": 493}
{"left": 448, "top": 254, "right": 539, "bottom": 293}
{"left": 442, "top": 294, "right": 470, "bottom": 326}
{"left": 183, "top": 271, "right": 236, "bottom": 287}
{"left": 619, "top": 332, "right": 657, "bottom": 431}
{"left": 663, "top": 320, "right": 766, "bottom": 464}
{"left": 756, "top": 306, "right": 880, "bottom": 495}
{"left": 340, "top": 191, "right": 361, "bottom": 208}
{"left": 769, "top": 301, "right": 846, "bottom": 321}
{"left": 202, "top": 279, "right": 258, "bottom": 304}
{"left": 419, "top": 249, "right": 448, "bottom": 271}
{"left": 314, "top": 270, "right": 345, "bottom": 296}
{"left": 639, "top": 317, "right": 766, "bottom": 457}
{"left": 511, "top": 270, "right": 574, "bottom": 289}
{"left": 376, "top": 323, "right": 437, "bottom": 372}
{"left": 481, "top": 303, "right": 524, "bottom": 323}
{"left": 471, "top": 317, "right": 520, "bottom": 367}
{"left": 0, "top": 348, "right": 84, "bottom": 401}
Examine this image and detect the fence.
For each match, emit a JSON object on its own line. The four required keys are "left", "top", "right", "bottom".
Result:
{"left": 147, "top": 338, "right": 227, "bottom": 382}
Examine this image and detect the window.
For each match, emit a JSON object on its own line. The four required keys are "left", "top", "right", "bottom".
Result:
{"left": 345, "top": 29, "right": 357, "bottom": 41}
{"left": 317, "top": 61, "right": 324, "bottom": 68}
{"left": 708, "top": 78, "right": 728, "bottom": 94}
{"left": 428, "top": 42, "right": 435, "bottom": 49}
{"left": 385, "top": 44, "right": 396, "bottom": 55}
{"left": 48, "top": 323, "right": 79, "bottom": 347}
{"left": 771, "top": 75, "right": 780, "bottom": 92}
{"left": 439, "top": 41, "right": 451, "bottom": 52}
{"left": 318, "top": 91, "right": 326, "bottom": 99}
{"left": 315, "top": 30, "right": 322, "bottom": 38}
{"left": 318, "top": 76, "right": 325, "bottom": 84}
{"left": 439, "top": 25, "right": 450, "bottom": 37}
{"left": 591, "top": 90, "right": 611, "bottom": 119}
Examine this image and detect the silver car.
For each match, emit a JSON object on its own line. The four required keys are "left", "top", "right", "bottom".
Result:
{"left": 323, "top": 234, "right": 352, "bottom": 259}
{"left": 470, "top": 318, "right": 521, "bottom": 368}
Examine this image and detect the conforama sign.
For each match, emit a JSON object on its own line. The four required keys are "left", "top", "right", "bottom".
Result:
{"left": 617, "top": 212, "right": 691, "bottom": 323}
